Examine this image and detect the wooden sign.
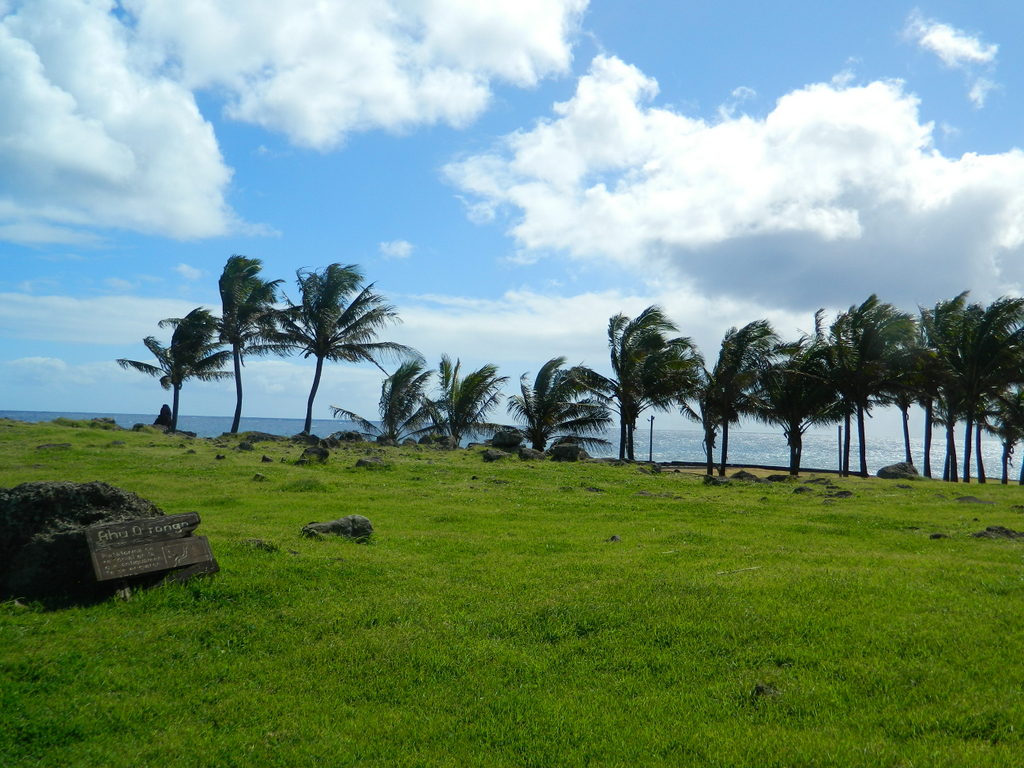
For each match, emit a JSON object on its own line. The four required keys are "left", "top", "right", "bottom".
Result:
{"left": 86, "top": 513, "right": 218, "bottom": 582}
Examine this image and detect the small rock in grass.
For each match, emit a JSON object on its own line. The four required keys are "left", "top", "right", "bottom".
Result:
{"left": 518, "top": 447, "right": 546, "bottom": 461}
{"left": 585, "top": 486, "right": 605, "bottom": 493}
{"left": 301, "top": 446, "right": 330, "bottom": 463}
{"left": 243, "top": 538, "right": 278, "bottom": 552}
{"left": 36, "top": 443, "right": 71, "bottom": 450}
{"left": 765, "top": 474, "right": 793, "bottom": 483}
{"left": 972, "top": 526, "right": 1024, "bottom": 540}
{"left": 186, "top": 449, "right": 196, "bottom": 454}
{"left": 252, "top": 473, "right": 266, "bottom": 482}
{"left": 751, "top": 683, "right": 780, "bottom": 699}
{"left": 482, "top": 449, "right": 510, "bottom": 463}
{"left": 956, "top": 496, "right": 994, "bottom": 505}
{"left": 301, "top": 515, "right": 373, "bottom": 542}
{"left": 605, "top": 535, "right": 621, "bottom": 543}
{"left": 355, "top": 456, "right": 388, "bottom": 469}
{"left": 261, "top": 455, "right": 274, "bottom": 463}
{"left": 827, "top": 490, "right": 853, "bottom": 499}
{"left": 237, "top": 441, "right": 254, "bottom": 451}
{"left": 215, "top": 454, "right": 226, "bottom": 460}
{"left": 793, "top": 486, "right": 814, "bottom": 494}
{"left": 731, "top": 470, "right": 762, "bottom": 482}
{"left": 929, "top": 532, "right": 948, "bottom": 539}
{"left": 703, "top": 475, "right": 730, "bottom": 486}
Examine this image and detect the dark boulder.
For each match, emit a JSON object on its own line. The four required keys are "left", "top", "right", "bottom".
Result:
{"left": 154, "top": 404, "right": 173, "bottom": 427}
{"left": 972, "top": 526, "right": 1024, "bottom": 540}
{"left": 482, "top": 449, "right": 510, "bottom": 462}
{"left": 1, "top": 481, "right": 163, "bottom": 601}
{"left": 237, "top": 441, "right": 254, "bottom": 452}
{"left": 491, "top": 429, "right": 523, "bottom": 449}
{"left": 731, "top": 470, "right": 762, "bottom": 482}
{"left": 329, "top": 431, "right": 363, "bottom": 443}
{"left": 291, "top": 433, "right": 321, "bottom": 445}
{"left": 877, "top": 462, "right": 920, "bottom": 480}
{"left": 376, "top": 437, "right": 399, "bottom": 447}
{"left": 419, "top": 434, "right": 458, "bottom": 449}
{"left": 549, "top": 443, "right": 589, "bottom": 462}
{"left": 703, "top": 475, "right": 730, "bottom": 486}
{"left": 300, "top": 446, "right": 330, "bottom": 463}
{"left": 518, "top": 447, "right": 546, "bottom": 461}
{"left": 301, "top": 515, "right": 373, "bottom": 541}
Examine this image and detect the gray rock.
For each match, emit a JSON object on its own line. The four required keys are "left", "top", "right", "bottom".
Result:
{"left": 300, "top": 446, "right": 330, "bottom": 463}
{"left": 956, "top": 496, "right": 995, "bottom": 505}
{"left": 235, "top": 431, "right": 288, "bottom": 443}
{"left": 261, "top": 455, "right": 274, "bottom": 463}
{"left": 237, "top": 441, "right": 254, "bottom": 451}
{"left": 419, "top": 434, "right": 458, "bottom": 449}
{"left": 355, "top": 457, "right": 387, "bottom": 469}
{"left": 36, "top": 443, "right": 71, "bottom": 450}
{"left": 491, "top": 429, "right": 524, "bottom": 449}
{"left": 929, "top": 532, "right": 948, "bottom": 539}
{"left": 301, "top": 515, "right": 373, "bottom": 541}
{"left": 482, "top": 449, "right": 510, "bottom": 462}
{"left": 972, "top": 526, "right": 1024, "bottom": 540}
{"left": 375, "top": 437, "right": 399, "bottom": 447}
{"left": 252, "top": 473, "right": 267, "bottom": 482}
{"left": 605, "top": 535, "right": 621, "bottom": 543}
{"left": 765, "top": 474, "right": 794, "bottom": 483}
{"left": 330, "top": 431, "right": 363, "bottom": 443}
{"left": 1, "top": 481, "right": 163, "bottom": 601}
{"left": 731, "top": 470, "right": 762, "bottom": 482}
{"left": 291, "top": 433, "right": 321, "bottom": 445}
{"left": 549, "top": 443, "right": 589, "bottom": 462}
{"left": 703, "top": 475, "right": 730, "bottom": 486}
{"left": 518, "top": 447, "right": 546, "bottom": 461}
{"left": 877, "top": 462, "right": 920, "bottom": 480}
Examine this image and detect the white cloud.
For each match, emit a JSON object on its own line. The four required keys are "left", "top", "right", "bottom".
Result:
{"left": 906, "top": 12, "right": 997, "bottom": 68}
{"left": 126, "top": 0, "right": 588, "bottom": 149}
{"left": 0, "top": 0, "right": 236, "bottom": 244}
{"left": 967, "top": 77, "right": 996, "bottom": 108}
{"left": 446, "top": 55, "right": 1024, "bottom": 310}
{"left": 0, "top": 292, "right": 207, "bottom": 345}
{"left": 379, "top": 240, "right": 414, "bottom": 260}
{"left": 174, "top": 263, "right": 203, "bottom": 281}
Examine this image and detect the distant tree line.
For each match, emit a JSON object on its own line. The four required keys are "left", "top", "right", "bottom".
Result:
{"left": 118, "top": 256, "right": 1024, "bottom": 484}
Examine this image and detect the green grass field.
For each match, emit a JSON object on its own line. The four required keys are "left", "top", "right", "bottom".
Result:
{"left": 2, "top": 418, "right": 1023, "bottom": 767}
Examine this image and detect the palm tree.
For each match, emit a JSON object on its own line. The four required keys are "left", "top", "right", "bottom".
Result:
{"left": 218, "top": 255, "right": 285, "bottom": 434}
{"left": 582, "top": 307, "right": 701, "bottom": 460}
{"left": 330, "top": 360, "right": 432, "bottom": 443}
{"left": 423, "top": 355, "right": 509, "bottom": 444}
{"left": 991, "top": 387, "right": 1024, "bottom": 484}
{"left": 755, "top": 329, "right": 840, "bottom": 475}
{"left": 506, "top": 357, "right": 612, "bottom": 451}
{"left": 278, "top": 264, "right": 414, "bottom": 435}
{"left": 697, "top": 320, "right": 778, "bottom": 476}
{"left": 117, "top": 308, "right": 231, "bottom": 432}
{"left": 947, "top": 297, "right": 1024, "bottom": 482}
{"left": 827, "top": 295, "right": 916, "bottom": 477}
{"left": 919, "top": 293, "right": 969, "bottom": 481}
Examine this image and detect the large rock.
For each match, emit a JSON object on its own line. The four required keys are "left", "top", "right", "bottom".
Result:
{"left": 419, "top": 434, "right": 458, "bottom": 449}
{"left": 491, "top": 429, "right": 523, "bottom": 449}
{"left": 549, "top": 443, "right": 590, "bottom": 462}
{"left": 518, "top": 447, "right": 546, "bottom": 461}
{"left": 482, "top": 449, "right": 510, "bottom": 462}
{"left": 301, "top": 515, "right": 373, "bottom": 541}
{"left": 300, "top": 445, "right": 330, "bottom": 463}
{"left": 1, "top": 481, "right": 164, "bottom": 600}
{"left": 876, "top": 462, "right": 920, "bottom": 480}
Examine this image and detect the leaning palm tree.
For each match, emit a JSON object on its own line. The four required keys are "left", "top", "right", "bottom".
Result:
{"left": 278, "top": 264, "right": 415, "bottom": 435}
{"left": 581, "top": 307, "right": 702, "bottom": 461}
{"left": 990, "top": 387, "right": 1024, "bottom": 485}
{"left": 330, "top": 360, "right": 433, "bottom": 443}
{"left": 755, "top": 330, "right": 840, "bottom": 475}
{"left": 826, "top": 295, "right": 916, "bottom": 477}
{"left": 218, "top": 255, "right": 286, "bottom": 434}
{"left": 423, "top": 355, "right": 509, "bottom": 444}
{"left": 117, "top": 308, "right": 231, "bottom": 432}
{"left": 697, "top": 320, "right": 778, "bottom": 476}
{"left": 507, "top": 357, "right": 612, "bottom": 451}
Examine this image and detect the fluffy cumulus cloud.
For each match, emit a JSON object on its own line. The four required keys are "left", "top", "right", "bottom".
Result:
{"left": 0, "top": 0, "right": 586, "bottom": 244}
{"left": 379, "top": 240, "right": 414, "bottom": 260}
{"left": 126, "top": 0, "right": 587, "bottom": 149}
{"left": 0, "top": 0, "right": 234, "bottom": 243}
{"left": 446, "top": 55, "right": 1024, "bottom": 310}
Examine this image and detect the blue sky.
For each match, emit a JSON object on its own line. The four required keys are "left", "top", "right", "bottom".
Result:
{"left": 2, "top": 1, "right": 1023, "bottom": 438}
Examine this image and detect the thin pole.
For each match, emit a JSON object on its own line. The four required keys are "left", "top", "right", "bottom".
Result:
{"left": 648, "top": 415, "right": 655, "bottom": 463}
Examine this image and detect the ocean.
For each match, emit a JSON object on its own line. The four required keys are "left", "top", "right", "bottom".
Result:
{"left": 3, "top": 409, "right": 1015, "bottom": 478}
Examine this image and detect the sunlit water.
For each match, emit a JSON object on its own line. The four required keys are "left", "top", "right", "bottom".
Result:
{"left": 2, "top": 409, "right": 1016, "bottom": 478}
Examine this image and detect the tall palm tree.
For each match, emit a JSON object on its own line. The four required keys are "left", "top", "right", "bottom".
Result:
{"left": 507, "top": 357, "right": 612, "bottom": 451}
{"left": 697, "top": 320, "right": 778, "bottom": 476}
{"left": 117, "top": 308, "right": 231, "bottom": 432}
{"left": 827, "top": 295, "right": 916, "bottom": 477}
{"left": 330, "top": 359, "right": 433, "bottom": 442}
{"left": 218, "top": 255, "right": 285, "bottom": 434}
{"left": 937, "top": 296, "right": 1024, "bottom": 483}
{"left": 991, "top": 387, "right": 1024, "bottom": 485}
{"left": 423, "top": 355, "right": 509, "bottom": 444}
{"left": 755, "top": 330, "right": 840, "bottom": 475}
{"left": 278, "top": 264, "right": 414, "bottom": 435}
{"left": 919, "top": 293, "right": 969, "bottom": 481}
{"left": 582, "top": 306, "right": 701, "bottom": 461}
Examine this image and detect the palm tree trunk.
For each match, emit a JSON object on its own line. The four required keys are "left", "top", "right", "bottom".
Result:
{"left": 945, "top": 420, "right": 958, "bottom": 482}
{"left": 856, "top": 403, "right": 868, "bottom": 478}
{"left": 230, "top": 345, "right": 243, "bottom": 434}
{"left": 788, "top": 427, "right": 802, "bottom": 475}
{"left": 1019, "top": 451, "right": 1024, "bottom": 486}
{"left": 304, "top": 356, "right": 325, "bottom": 435}
{"left": 618, "top": 416, "right": 627, "bottom": 460}
{"left": 976, "top": 424, "right": 986, "bottom": 484}
{"left": 626, "top": 419, "right": 635, "bottom": 461}
{"left": 703, "top": 425, "right": 715, "bottom": 476}
{"left": 962, "top": 418, "right": 973, "bottom": 483}
{"left": 170, "top": 384, "right": 181, "bottom": 433}
{"left": 842, "top": 411, "right": 851, "bottom": 477}
{"left": 900, "top": 405, "right": 912, "bottom": 464}
{"left": 922, "top": 399, "right": 933, "bottom": 478}
{"left": 718, "top": 420, "right": 729, "bottom": 476}
{"left": 1001, "top": 441, "right": 1010, "bottom": 484}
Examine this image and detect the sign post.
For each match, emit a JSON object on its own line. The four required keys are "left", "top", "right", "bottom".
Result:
{"left": 86, "top": 513, "right": 218, "bottom": 583}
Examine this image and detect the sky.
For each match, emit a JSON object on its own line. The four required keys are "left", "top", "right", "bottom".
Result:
{"left": 2, "top": 0, "right": 1024, "bottom": 439}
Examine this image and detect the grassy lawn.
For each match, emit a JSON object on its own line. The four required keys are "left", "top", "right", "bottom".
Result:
{"left": 2, "top": 418, "right": 1023, "bottom": 767}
